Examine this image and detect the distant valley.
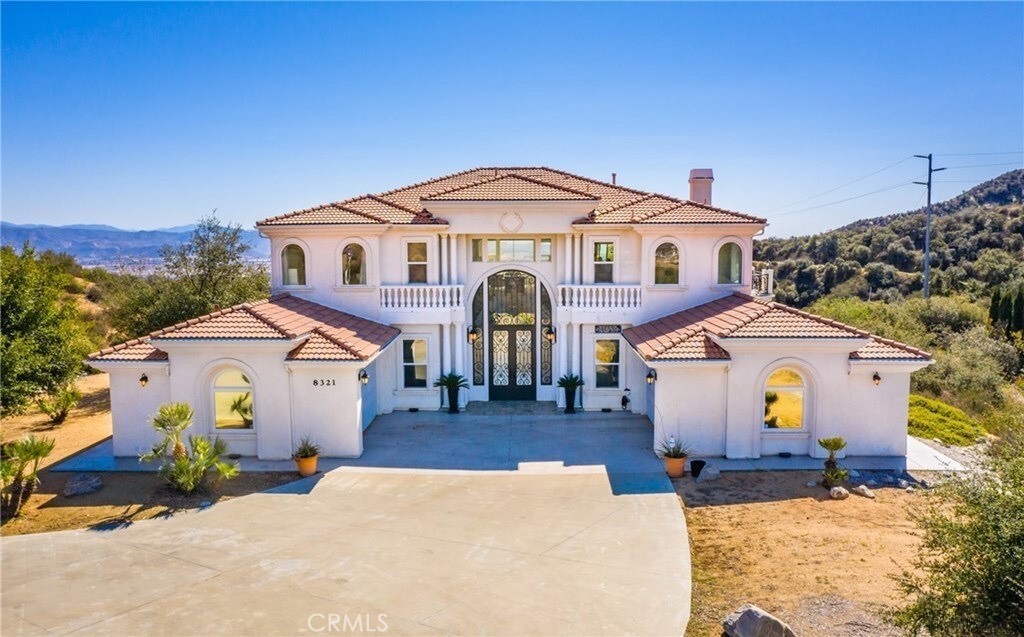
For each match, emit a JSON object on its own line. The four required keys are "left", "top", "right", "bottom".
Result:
{"left": 0, "top": 222, "right": 270, "bottom": 267}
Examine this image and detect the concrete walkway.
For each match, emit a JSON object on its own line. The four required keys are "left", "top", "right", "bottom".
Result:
{"left": 3, "top": 414, "right": 691, "bottom": 636}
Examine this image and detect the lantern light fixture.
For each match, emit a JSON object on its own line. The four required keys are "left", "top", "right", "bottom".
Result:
{"left": 646, "top": 370, "right": 657, "bottom": 385}
{"left": 467, "top": 327, "right": 482, "bottom": 344}
{"left": 872, "top": 371, "right": 881, "bottom": 386}
{"left": 543, "top": 326, "right": 557, "bottom": 343}
{"left": 139, "top": 373, "right": 149, "bottom": 387}
{"left": 358, "top": 369, "right": 370, "bottom": 385}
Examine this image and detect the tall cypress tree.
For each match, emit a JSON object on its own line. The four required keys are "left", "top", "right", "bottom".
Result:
{"left": 990, "top": 288, "right": 1003, "bottom": 325}
{"left": 1000, "top": 291, "right": 1015, "bottom": 335}
{"left": 1014, "top": 286, "right": 1024, "bottom": 334}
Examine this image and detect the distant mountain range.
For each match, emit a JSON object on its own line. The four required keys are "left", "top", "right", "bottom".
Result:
{"left": 0, "top": 222, "right": 269, "bottom": 265}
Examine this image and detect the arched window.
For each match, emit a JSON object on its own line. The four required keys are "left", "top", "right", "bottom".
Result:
{"left": 654, "top": 242, "right": 680, "bottom": 285}
{"left": 341, "top": 243, "right": 366, "bottom": 285}
{"left": 214, "top": 368, "right": 253, "bottom": 429}
{"left": 764, "top": 368, "right": 804, "bottom": 430}
{"left": 282, "top": 244, "right": 306, "bottom": 286}
{"left": 717, "top": 242, "right": 743, "bottom": 285}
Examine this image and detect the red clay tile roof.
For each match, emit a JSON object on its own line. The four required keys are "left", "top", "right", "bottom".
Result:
{"left": 623, "top": 294, "right": 931, "bottom": 362}
{"left": 257, "top": 167, "right": 766, "bottom": 227}
{"left": 89, "top": 294, "right": 400, "bottom": 363}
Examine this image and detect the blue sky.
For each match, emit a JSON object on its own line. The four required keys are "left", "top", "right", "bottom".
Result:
{"left": 3, "top": 2, "right": 1022, "bottom": 238}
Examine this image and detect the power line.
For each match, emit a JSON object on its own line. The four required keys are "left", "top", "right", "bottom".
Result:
{"left": 771, "top": 181, "right": 916, "bottom": 217}
{"left": 935, "top": 151, "right": 1023, "bottom": 157}
{"left": 941, "top": 161, "right": 1023, "bottom": 170}
{"left": 764, "top": 156, "right": 914, "bottom": 213}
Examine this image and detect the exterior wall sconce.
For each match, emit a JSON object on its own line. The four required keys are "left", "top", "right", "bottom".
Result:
{"left": 872, "top": 372, "right": 881, "bottom": 386}
{"left": 467, "top": 327, "right": 482, "bottom": 344}
{"left": 139, "top": 373, "right": 148, "bottom": 387}
{"left": 543, "top": 326, "right": 557, "bottom": 343}
{"left": 646, "top": 370, "right": 657, "bottom": 385}
{"left": 358, "top": 369, "right": 370, "bottom": 385}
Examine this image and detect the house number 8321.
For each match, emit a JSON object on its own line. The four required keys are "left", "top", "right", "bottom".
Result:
{"left": 312, "top": 379, "right": 336, "bottom": 387}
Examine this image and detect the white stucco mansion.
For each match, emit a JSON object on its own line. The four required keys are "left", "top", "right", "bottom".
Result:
{"left": 90, "top": 167, "right": 931, "bottom": 461}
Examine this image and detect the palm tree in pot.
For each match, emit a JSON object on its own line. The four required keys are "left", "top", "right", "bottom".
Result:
{"left": 434, "top": 373, "right": 469, "bottom": 414}
{"left": 557, "top": 373, "right": 585, "bottom": 414}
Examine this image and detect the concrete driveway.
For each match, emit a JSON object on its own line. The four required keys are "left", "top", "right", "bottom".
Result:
{"left": 2, "top": 412, "right": 691, "bottom": 636}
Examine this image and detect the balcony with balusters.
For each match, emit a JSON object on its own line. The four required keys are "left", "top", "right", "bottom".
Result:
{"left": 378, "top": 284, "right": 465, "bottom": 323}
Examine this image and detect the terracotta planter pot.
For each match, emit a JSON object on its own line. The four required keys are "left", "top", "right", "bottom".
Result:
{"left": 663, "top": 456, "right": 686, "bottom": 478}
{"left": 295, "top": 455, "right": 319, "bottom": 477}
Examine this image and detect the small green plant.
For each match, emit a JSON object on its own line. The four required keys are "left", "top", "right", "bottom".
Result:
{"left": 292, "top": 435, "right": 321, "bottom": 459}
{"left": 658, "top": 437, "right": 691, "bottom": 459}
{"left": 140, "top": 402, "right": 239, "bottom": 494}
{"left": 1, "top": 434, "right": 57, "bottom": 519}
{"left": 557, "top": 373, "right": 585, "bottom": 414}
{"left": 36, "top": 383, "right": 83, "bottom": 425}
{"left": 229, "top": 392, "right": 254, "bottom": 426}
{"left": 818, "top": 436, "right": 848, "bottom": 487}
{"left": 433, "top": 373, "right": 469, "bottom": 390}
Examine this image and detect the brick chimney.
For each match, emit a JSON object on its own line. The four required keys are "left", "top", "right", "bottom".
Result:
{"left": 688, "top": 169, "right": 714, "bottom": 205}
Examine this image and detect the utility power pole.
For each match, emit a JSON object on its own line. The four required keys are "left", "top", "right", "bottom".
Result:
{"left": 914, "top": 153, "right": 946, "bottom": 299}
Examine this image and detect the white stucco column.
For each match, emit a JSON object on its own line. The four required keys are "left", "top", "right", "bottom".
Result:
{"left": 574, "top": 233, "right": 584, "bottom": 284}
{"left": 454, "top": 320, "right": 466, "bottom": 405}
{"left": 556, "top": 320, "right": 569, "bottom": 405}
{"left": 449, "top": 234, "right": 459, "bottom": 285}
{"left": 563, "top": 233, "right": 573, "bottom": 288}
{"left": 441, "top": 323, "right": 452, "bottom": 375}
{"left": 440, "top": 234, "right": 449, "bottom": 285}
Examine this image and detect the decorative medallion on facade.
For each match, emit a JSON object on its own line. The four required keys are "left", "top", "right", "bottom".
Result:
{"left": 499, "top": 211, "right": 524, "bottom": 233}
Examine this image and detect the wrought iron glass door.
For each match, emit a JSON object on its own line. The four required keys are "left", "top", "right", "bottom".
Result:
{"left": 487, "top": 271, "right": 536, "bottom": 400}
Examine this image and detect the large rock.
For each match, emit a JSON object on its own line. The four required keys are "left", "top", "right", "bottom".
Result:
{"left": 852, "top": 484, "right": 876, "bottom": 499}
{"left": 63, "top": 473, "right": 103, "bottom": 497}
{"left": 830, "top": 486, "right": 850, "bottom": 500}
{"left": 722, "top": 603, "right": 797, "bottom": 637}
{"left": 695, "top": 463, "right": 721, "bottom": 483}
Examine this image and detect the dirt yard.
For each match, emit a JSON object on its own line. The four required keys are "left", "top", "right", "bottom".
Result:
{"left": 1, "top": 374, "right": 298, "bottom": 536}
{"left": 679, "top": 471, "right": 925, "bottom": 637}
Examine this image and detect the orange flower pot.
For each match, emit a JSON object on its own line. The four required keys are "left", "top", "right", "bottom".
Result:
{"left": 295, "top": 455, "right": 319, "bottom": 477}
{"left": 663, "top": 457, "right": 686, "bottom": 478}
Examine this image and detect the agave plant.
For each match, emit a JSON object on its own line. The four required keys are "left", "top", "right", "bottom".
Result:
{"left": 1, "top": 434, "right": 57, "bottom": 519}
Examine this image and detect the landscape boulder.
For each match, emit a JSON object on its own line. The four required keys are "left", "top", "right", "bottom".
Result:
{"left": 63, "top": 473, "right": 103, "bottom": 497}
{"left": 829, "top": 486, "right": 849, "bottom": 500}
{"left": 722, "top": 603, "right": 797, "bottom": 637}
{"left": 853, "top": 484, "right": 876, "bottom": 499}
{"left": 695, "top": 463, "right": 721, "bottom": 483}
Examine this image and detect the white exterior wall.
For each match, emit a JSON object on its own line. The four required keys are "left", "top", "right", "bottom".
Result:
{"left": 844, "top": 366, "right": 913, "bottom": 456}
{"left": 287, "top": 365, "right": 365, "bottom": 457}
{"left": 647, "top": 364, "right": 729, "bottom": 457}
{"left": 105, "top": 366, "right": 171, "bottom": 456}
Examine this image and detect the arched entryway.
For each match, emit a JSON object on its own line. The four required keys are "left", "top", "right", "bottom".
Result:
{"left": 471, "top": 270, "right": 553, "bottom": 401}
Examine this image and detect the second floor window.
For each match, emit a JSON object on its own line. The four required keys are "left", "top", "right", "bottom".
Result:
{"left": 282, "top": 244, "right": 306, "bottom": 286}
{"left": 717, "top": 242, "right": 743, "bottom": 285}
{"left": 654, "top": 242, "right": 680, "bottom": 285}
{"left": 471, "top": 238, "right": 551, "bottom": 262}
{"left": 341, "top": 243, "right": 366, "bottom": 285}
{"left": 593, "top": 242, "right": 614, "bottom": 283}
{"left": 407, "top": 242, "right": 428, "bottom": 283}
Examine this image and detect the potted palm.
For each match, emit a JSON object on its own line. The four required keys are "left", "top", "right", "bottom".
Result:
{"left": 658, "top": 437, "right": 691, "bottom": 479}
{"left": 434, "top": 373, "right": 469, "bottom": 414}
{"left": 557, "top": 373, "right": 585, "bottom": 414}
{"left": 292, "top": 435, "right": 321, "bottom": 477}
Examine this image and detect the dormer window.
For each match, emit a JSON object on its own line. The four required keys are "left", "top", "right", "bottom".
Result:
{"left": 593, "top": 241, "right": 615, "bottom": 283}
{"left": 406, "top": 242, "right": 428, "bottom": 283}
{"left": 717, "top": 242, "right": 743, "bottom": 285}
{"left": 341, "top": 243, "right": 366, "bottom": 285}
{"left": 654, "top": 242, "right": 680, "bottom": 285}
{"left": 282, "top": 244, "right": 307, "bottom": 286}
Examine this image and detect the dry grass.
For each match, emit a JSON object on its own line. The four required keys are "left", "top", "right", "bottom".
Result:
{"left": 679, "top": 471, "right": 922, "bottom": 637}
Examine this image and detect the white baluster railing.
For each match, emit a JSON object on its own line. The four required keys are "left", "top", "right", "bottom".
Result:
{"left": 556, "top": 285, "right": 643, "bottom": 309}
{"left": 379, "top": 285, "right": 464, "bottom": 310}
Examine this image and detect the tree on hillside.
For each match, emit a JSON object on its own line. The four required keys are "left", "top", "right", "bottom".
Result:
{"left": 106, "top": 215, "right": 269, "bottom": 339}
{"left": 0, "top": 245, "right": 90, "bottom": 416}
{"left": 990, "top": 288, "right": 1003, "bottom": 325}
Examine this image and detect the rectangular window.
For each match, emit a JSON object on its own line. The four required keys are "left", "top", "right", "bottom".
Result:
{"left": 595, "top": 339, "right": 620, "bottom": 388}
{"left": 593, "top": 242, "right": 615, "bottom": 283}
{"left": 472, "top": 238, "right": 484, "bottom": 262}
{"left": 486, "top": 239, "right": 499, "bottom": 262}
{"left": 402, "top": 339, "right": 428, "bottom": 388}
{"left": 539, "top": 238, "right": 552, "bottom": 262}
{"left": 407, "top": 242, "right": 428, "bottom": 283}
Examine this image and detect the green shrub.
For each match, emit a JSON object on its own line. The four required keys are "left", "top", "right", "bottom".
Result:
{"left": 36, "top": 383, "right": 83, "bottom": 425}
{"left": 1, "top": 434, "right": 56, "bottom": 519}
{"left": 907, "top": 395, "right": 984, "bottom": 446}
{"left": 889, "top": 436, "right": 1024, "bottom": 637}
{"left": 140, "top": 402, "right": 239, "bottom": 494}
